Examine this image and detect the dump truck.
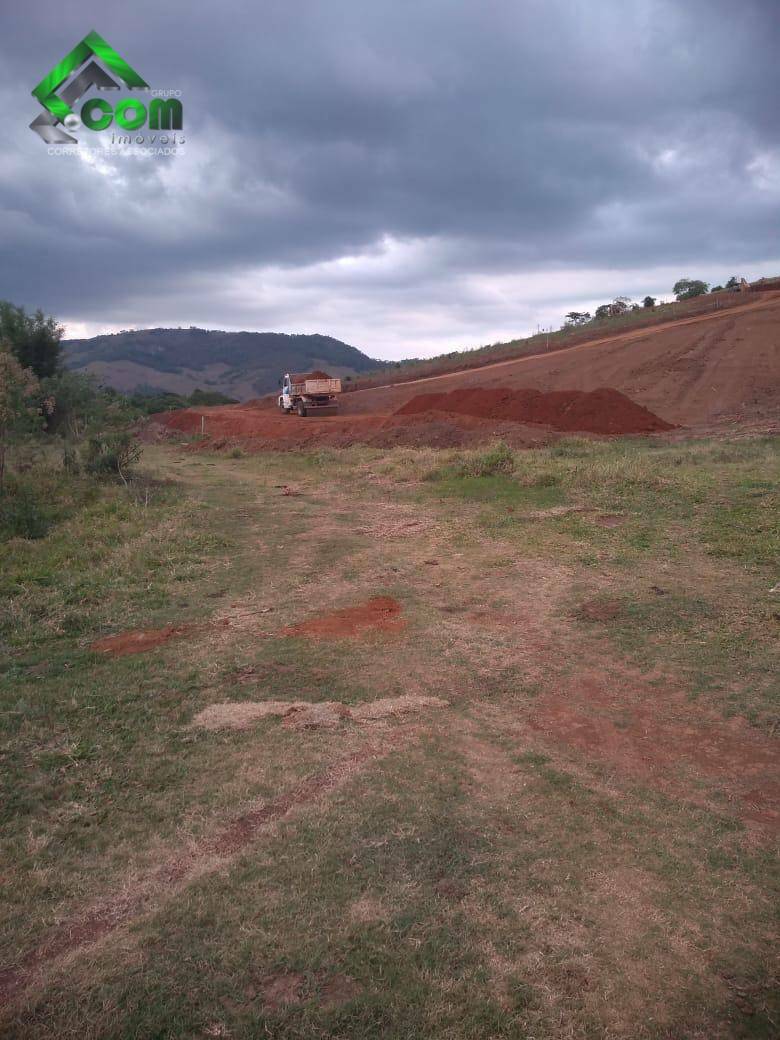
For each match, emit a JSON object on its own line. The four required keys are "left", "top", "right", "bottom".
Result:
{"left": 278, "top": 372, "right": 341, "bottom": 416}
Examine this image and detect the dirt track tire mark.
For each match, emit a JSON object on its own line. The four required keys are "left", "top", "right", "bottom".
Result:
{"left": 0, "top": 741, "right": 391, "bottom": 1008}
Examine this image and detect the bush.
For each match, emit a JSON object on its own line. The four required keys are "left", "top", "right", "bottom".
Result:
{"left": 41, "top": 370, "right": 136, "bottom": 437}
{"left": 62, "top": 444, "right": 81, "bottom": 475}
{"left": 0, "top": 301, "right": 62, "bottom": 379}
{"left": 82, "top": 432, "right": 141, "bottom": 480}
{"left": 457, "top": 442, "right": 515, "bottom": 477}
{"left": 0, "top": 483, "right": 52, "bottom": 539}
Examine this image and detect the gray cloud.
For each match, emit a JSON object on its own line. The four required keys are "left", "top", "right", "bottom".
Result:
{"left": 0, "top": 0, "right": 778, "bottom": 357}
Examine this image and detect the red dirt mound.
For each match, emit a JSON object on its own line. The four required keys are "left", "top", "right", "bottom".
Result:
{"left": 396, "top": 387, "right": 675, "bottom": 434}
{"left": 281, "top": 596, "right": 406, "bottom": 638}
{"left": 291, "top": 369, "right": 331, "bottom": 381}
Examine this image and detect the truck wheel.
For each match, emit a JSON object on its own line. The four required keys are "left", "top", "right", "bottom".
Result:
{"left": 296, "top": 401, "right": 307, "bottom": 417}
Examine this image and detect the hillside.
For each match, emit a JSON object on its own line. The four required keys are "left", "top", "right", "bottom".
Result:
{"left": 156, "top": 291, "right": 780, "bottom": 449}
{"left": 63, "top": 327, "right": 387, "bottom": 399}
{"left": 342, "top": 291, "right": 780, "bottom": 428}
{"left": 348, "top": 279, "right": 780, "bottom": 393}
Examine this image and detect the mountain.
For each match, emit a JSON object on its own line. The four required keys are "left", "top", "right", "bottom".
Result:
{"left": 63, "top": 328, "right": 387, "bottom": 400}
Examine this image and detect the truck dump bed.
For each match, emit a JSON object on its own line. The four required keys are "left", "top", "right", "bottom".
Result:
{"left": 290, "top": 377, "right": 342, "bottom": 395}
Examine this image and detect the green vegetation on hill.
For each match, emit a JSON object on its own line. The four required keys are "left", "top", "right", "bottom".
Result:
{"left": 129, "top": 388, "right": 240, "bottom": 415}
{"left": 64, "top": 327, "right": 388, "bottom": 398}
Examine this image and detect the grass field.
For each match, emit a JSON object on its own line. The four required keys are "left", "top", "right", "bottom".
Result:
{"left": 1, "top": 436, "right": 778, "bottom": 1038}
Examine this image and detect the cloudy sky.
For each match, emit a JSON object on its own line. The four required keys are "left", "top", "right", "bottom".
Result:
{"left": 0, "top": 1, "right": 778, "bottom": 360}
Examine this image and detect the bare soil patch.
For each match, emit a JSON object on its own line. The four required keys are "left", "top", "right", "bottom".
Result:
{"left": 281, "top": 595, "right": 407, "bottom": 638}
{"left": 594, "top": 513, "right": 626, "bottom": 527}
{"left": 257, "top": 972, "right": 305, "bottom": 1010}
{"left": 154, "top": 407, "right": 554, "bottom": 451}
{"left": 528, "top": 675, "right": 780, "bottom": 828}
{"left": 90, "top": 622, "right": 201, "bottom": 656}
{"left": 90, "top": 618, "right": 230, "bottom": 656}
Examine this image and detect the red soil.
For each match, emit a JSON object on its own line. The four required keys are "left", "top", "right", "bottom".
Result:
{"left": 281, "top": 596, "right": 406, "bottom": 638}
{"left": 291, "top": 369, "right": 331, "bottom": 381}
{"left": 342, "top": 293, "right": 780, "bottom": 428}
{"left": 89, "top": 619, "right": 231, "bottom": 656}
{"left": 529, "top": 675, "right": 780, "bottom": 829}
{"left": 151, "top": 294, "right": 780, "bottom": 448}
{"left": 90, "top": 623, "right": 199, "bottom": 656}
{"left": 90, "top": 599, "right": 404, "bottom": 658}
{"left": 396, "top": 386, "right": 675, "bottom": 434}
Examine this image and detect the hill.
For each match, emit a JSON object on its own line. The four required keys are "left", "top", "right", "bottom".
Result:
{"left": 63, "top": 327, "right": 387, "bottom": 399}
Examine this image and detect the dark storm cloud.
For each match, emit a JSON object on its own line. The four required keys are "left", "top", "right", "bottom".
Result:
{"left": 0, "top": 0, "right": 778, "bottom": 355}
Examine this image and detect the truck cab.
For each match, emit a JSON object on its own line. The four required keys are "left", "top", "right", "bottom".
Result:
{"left": 278, "top": 374, "right": 295, "bottom": 413}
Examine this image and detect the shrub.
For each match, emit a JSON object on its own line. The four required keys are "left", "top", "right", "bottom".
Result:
{"left": 82, "top": 431, "right": 141, "bottom": 481}
{"left": 63, "top": 444, "right": 81, "bottom": 475}
{"left": 0, "top": 344, "right": 41, "bottom": 491}
{"left": 0, "top": 483, "right": 52, "bottom": 539}
{"left": 458, "top": 442, "right": 515, "bottom": 477}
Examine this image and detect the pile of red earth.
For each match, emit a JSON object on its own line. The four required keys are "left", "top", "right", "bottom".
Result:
{"left": 396, "top": 387, "right": 675, "bottom": 434}
{"left": 292, "top": 369, "right": 331, "bottom": 380}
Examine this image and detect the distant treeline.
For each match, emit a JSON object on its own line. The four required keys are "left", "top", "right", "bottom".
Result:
{"left": 128, "top": 388, "right": 239, "bottom": 415}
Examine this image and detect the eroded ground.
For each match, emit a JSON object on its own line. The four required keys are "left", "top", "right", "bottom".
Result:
{"left": 0, "top": 437, "right": 778, "bottom": 1038}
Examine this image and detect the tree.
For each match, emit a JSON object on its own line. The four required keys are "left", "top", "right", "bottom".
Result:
{"left": 711, "top": 285, "right": 724, "bottom": 293}
{"left": 672, "top": 278, "right": 709, "bottom": 301}
{"left": 643, "top": 296, "right": 657, "bottom": 308}
{"left": 0, "top": 302, "right": 63, "bottom": 379}
{"left": 0, "top": 344, "right": 40, "bottom": 491}
{"left": 594, "top": 298, "right": 630, "bottom": 320}
{"left": 41, "top": 370, "right": 109, "bottom": 438}
{"left": 725, "top": 276, "right": 741, "bottom": 290}
{"left": 564, "top": 311, "right": 591, "bottom": 327}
